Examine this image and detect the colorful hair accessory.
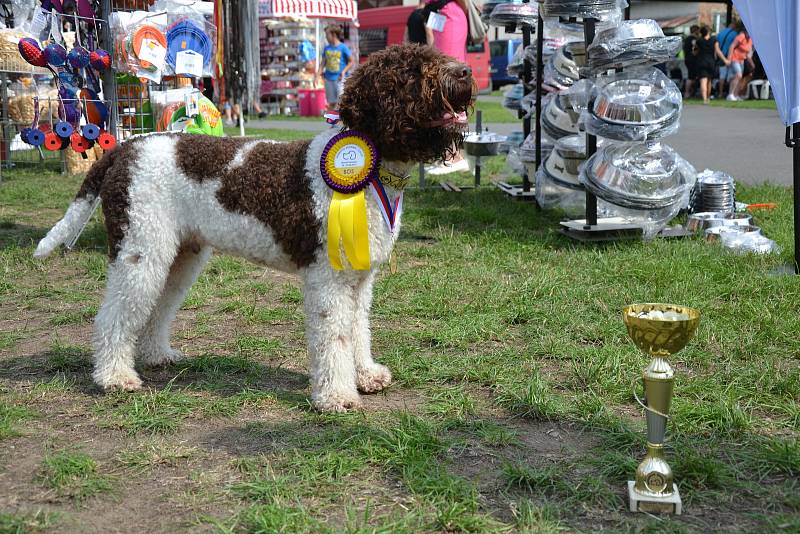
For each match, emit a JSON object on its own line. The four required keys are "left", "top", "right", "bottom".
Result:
{"left": 166, "top": 19, "right": 212, "bottom": 70}
{"left": 44, "top": 42, "right": 68, "bottom": 67}
{"left": 71, "top": 132, "right": 91, "bottom": 153}
{"left": 55, "top": 121, "right": 73, "bottom": 138}
{"left": 81, "top": 124, "right": 100, "bottom": 140}
{"left": 320, "top": 131, "right": 380, "bottom": 271}
{"left": 67, "top": 45, "right": 91, "bottom": 69}
{"left": 89, "top": 49, "right": 111, "bottom": 71}
{"left": 98, "top": 131, "right": 116, "bottom": 150}
{"left": 44, "top": 131, "right": 63, "bottom": 151}
{"left": 18, "top": 37, "right": 48, "bottom": 67}
{"left": 28, "top": 128, "right": 46, "bottom": 146}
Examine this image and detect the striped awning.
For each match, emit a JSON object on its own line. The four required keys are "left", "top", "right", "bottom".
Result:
{"left": 258, "top": 0, "right": 357, "bottom": 20}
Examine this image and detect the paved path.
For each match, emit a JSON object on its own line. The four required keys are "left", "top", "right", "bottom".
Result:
{"left": 246, "top": 103, "right": 793, "bottom": 186}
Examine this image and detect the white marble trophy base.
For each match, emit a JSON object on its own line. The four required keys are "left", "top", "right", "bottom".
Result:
{"left": 628, "top": 481, "right": 682, "bottom": 515}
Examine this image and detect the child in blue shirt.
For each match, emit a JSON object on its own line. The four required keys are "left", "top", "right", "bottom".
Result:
{"left": 314, "top": 24, "right": 354, "bottom": 110}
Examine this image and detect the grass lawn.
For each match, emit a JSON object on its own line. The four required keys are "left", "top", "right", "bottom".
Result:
{"left": 0, "top": 129, "right": 797, "bottom": 532}
{"left": 684, "top": 97, "right": 777, "bottom": 110}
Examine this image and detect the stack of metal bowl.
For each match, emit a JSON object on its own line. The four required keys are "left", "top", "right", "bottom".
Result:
{"left": 686, "top": 212, "right": 752, "bottom": 233}
{"left": 542, "top": 93, "right": 580, "bottom": 139}
{"left": 482, "top": 0, "right": 509, "bottom": 24}
{"left": 587, "top": 19, "right": 682, "bottom": 73}
{"left": 539, "top": 0, "right": 621, "bottom": 19}
{"left": 580, "top": 142, "right": 696, "bottom": 235}
{"left": 535, "top": 135, "right": 587, "bottom": 214}
{"left": 490, "top": 1, "right": 539, "bottom": 27}
{"left": 502, "top": 82, "right": 526, "bottom": 111}
{"left": 584, "top": 69, "right": 682, "bottom": 142}
{"left": 690, "top": 169, "right": 736, "bottom": 213}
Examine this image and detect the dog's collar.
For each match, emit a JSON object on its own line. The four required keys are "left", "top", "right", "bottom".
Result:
{"left": 378, "top": 167, "right": 410, "bottom": 191}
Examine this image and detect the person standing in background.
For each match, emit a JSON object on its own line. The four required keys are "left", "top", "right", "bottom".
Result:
{"left": 694, "top": 26, "right": 716, "bottom": 104}
{"left": 716, "top": 20, "right": 738, "bottom": 99}
{"left": 423, "top": 0, "right": 469, "bottom": 174}
{"left": 404, "top": 0, "right": 428, "bottom": 44}
{"left": 682, "top": 25, "right": 700, "bottom": 98}
{"left": 726, "top": 26, "right": 753, "bottom": 101}
{"left": 314, "top": 24, "right": 354, "bottom": 111}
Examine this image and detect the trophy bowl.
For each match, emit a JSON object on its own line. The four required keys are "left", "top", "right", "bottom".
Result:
{"left": 623, "top": 303, "right": 700, "bottom": 356}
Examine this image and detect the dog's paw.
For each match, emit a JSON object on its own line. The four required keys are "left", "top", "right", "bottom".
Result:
{"left": 94, "top": 368, "right": 143, "bottom": 392}
{"left": 139, "top": 347, "right": 184, "bottom": 367}
{"left": 357, "top": 364, "right": 392, "bottom": 394}
{"left": 312, "top": 390, "right": 362, "bottom": 412}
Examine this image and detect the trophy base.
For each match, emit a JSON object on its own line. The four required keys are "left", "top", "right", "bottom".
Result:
{"left": 628, "top": 481, "right": 682, "bottom": 515}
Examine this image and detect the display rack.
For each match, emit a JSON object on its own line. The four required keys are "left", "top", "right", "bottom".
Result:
{"left": 495, "top": 0, "right": 537, "bottom": 200}
{"left": 260, "top": 19, "right": 315, "bottom": 116}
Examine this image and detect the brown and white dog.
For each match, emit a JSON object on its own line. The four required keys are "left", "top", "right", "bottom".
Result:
{"left": 35, "top": 44, "right": 475, "bottom": 412}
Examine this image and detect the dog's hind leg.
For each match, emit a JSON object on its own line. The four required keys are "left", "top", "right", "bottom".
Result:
{"left": 92, "top": 241, "right": 179, "bottom": 392}
{"left": 137, "top": 243, "right": 212, "bottom": 366}
{"left": 303, "top": 267, "right": 362, "bottom": 412}
{"left": 352, "top": 270, "right": 392, "bottom": 394}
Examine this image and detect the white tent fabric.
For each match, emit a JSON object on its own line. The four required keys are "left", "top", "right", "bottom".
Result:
{"left": 733, "top": 0, "right": 800, "bottom": 126}
{"left": 258, "top": 0, "right": 357, "bottom": 20}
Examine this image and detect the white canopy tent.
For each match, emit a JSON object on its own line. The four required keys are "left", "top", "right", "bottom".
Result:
{"left": 732, "top": 0, "right": 800, "bottom": 271}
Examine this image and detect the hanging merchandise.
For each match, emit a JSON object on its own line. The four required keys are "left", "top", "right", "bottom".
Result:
{"left": 587, "top": 19, "right": 681, "bottom": 73}
{"left": 535, "top": 135, "right": 587, "bottom": 215}
{"left": 539, "top": 0, "right": 627, "bottom": 20}
{"left": 579, "top": 142, "right": 696, "bottom": 237}
{"left": 582, "top": 67, "right": 682, "bottom": 142}
{"left": 490, "top": 2, "right": 538, "bottom": 29}
{"left": 166, "top": 19, "right": 213, "bottom": 77}
{"left": 541, "top": 93, "right": 579, "bottom": 139}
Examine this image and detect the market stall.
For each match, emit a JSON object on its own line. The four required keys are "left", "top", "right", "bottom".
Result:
{"left": 258, "top": 0, "right": 357, "bottom": 116}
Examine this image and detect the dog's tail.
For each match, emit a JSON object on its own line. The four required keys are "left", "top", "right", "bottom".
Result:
{"left": 34, "top": 149, "right": 118, "bottom": 258}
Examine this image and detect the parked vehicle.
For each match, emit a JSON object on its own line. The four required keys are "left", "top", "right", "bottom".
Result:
{"left": 490, "top": 38, "right": 522, "bottom": 90}
{"left": 357, "top": 5, "right": 491, "bottom": 93}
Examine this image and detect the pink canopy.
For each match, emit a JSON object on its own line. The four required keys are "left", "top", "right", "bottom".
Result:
{"left": 258, "top": 0, "right": 358, "bottom": 20}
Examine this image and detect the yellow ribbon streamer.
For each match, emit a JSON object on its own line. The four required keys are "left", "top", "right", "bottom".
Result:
{"left": 327, "top": 191, "right": 371, "bottom": 271}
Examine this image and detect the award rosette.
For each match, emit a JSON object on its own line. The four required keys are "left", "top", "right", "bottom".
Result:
{"left": 320, "top": 131, "right": 379, "bottom": 271}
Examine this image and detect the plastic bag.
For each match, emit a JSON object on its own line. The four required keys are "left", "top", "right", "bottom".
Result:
{"left": 587, "top": 19, "right": 681, "bottom": 73}
{"left": 581, "top": 67, "right": 682, "bottom": 142}
{"left": 490, "top": 2, "right": 539, "bottom": 28}
{"left": 540, "top": 0, "right": 627, "bottom": 20}
{"left": 155, "top": 0, "right": 217, "bottom": 78}
{"left": 111, "top": 10, "right": 169, "bottom": 82}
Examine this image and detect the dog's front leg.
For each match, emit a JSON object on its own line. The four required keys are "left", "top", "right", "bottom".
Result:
{"left": 303, "top": 266, "right": 361, "bottom": 412}
{"left": 353, "top": 270, "right": 392, "bottom": 394}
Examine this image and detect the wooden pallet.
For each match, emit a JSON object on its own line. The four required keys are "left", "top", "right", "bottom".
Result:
{"left": 439, "top": 181, "right": 474, "bottom": 192}
{"left": 495, "top": 181, "right": 537, "bottom": 200}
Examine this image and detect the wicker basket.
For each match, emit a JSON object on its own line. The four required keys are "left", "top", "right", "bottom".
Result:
{"left": 65, "top": 145, "right": 105, "bottom": 175}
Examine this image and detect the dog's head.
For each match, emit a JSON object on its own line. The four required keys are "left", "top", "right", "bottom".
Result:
{"left": 338, "top": 43, "right": 476, "bottom": 163}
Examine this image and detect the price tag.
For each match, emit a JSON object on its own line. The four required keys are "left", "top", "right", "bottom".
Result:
{"left": 175, "top": 50, "right": 204, "bottom": 78}
{"left": 184, "top": 91, "right": 200, "bottom": 117}
{"left": 138, "top": 38, "right": 167, "bottom": 71}
{"left": 137, "top": 65, "right": 163, "bottom": 83}
{"left": 30, "top": 8, "right": 50, "bottom": 41}
{"left": 637, "top": 85, "right": 652, "bottom": 98}
{"left": 426, "top": 12, "right": 446, "bottom": 32}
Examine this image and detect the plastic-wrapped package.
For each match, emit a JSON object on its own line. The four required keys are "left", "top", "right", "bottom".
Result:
{"left": 490, "top": 2, "right": 539, "bottom": 28}
{"left": 553, "top": 41, "right": 586, "bottom": 79}
{"left": 561, "top": 78, "right": 594, "bottom": 115}
{"left": 541, "top": 92, "right": 580, "bottom": 139}
{"left": 519, "top": 131, "right": 555, "bottom": 163}
{"left": 155, "top": 0, "right": 217, "bottom": 78}
{"left": 534, "top": 135, "right": 586, "bottom": 215}
{"left": 502, "top": 82, "right": 525, "bottom": 111}
{"left": 506, "top": 145, "right": 525, "bottom": 175}
{"left": 500, "top": 130, "right": 525, "bottom": 154}
{"left": 580, "top": 142, "right": 696, "bottom": 238}
{"left": 587, "top": 19, "right": 682, "bottom": 73}
{"left": 718, "top": 230, "right": 779, "bottom": 255}
{"left": 110, "top": 11, "right": 170, "bottom": 82}
{"left": 582, "top": 67, "right": 682, "bottom": 142}
{"left": 482, "top": 0, "right": 508, "bottom": 24}
{"left": 540, "top": 0, "right": 627, "bottom": 21}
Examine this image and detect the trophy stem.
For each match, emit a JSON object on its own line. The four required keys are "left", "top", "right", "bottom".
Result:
{"left": 629, "top": 355, "right": 682, "bottom": 514}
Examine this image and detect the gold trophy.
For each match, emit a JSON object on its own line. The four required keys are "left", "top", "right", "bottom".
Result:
{"left": 622, "top": 303, "right": 700, "bottom": 515}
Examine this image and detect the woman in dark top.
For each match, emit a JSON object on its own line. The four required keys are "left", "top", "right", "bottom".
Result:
{"left": 694, "top": 26, "right": 716, "bottom": 104}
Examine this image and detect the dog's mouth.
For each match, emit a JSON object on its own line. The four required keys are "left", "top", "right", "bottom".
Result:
{"left": 426, "top": 111, "right": 469, "bottom": 128}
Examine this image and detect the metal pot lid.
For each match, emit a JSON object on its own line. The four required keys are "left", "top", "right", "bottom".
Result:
{"left": 582, "top": 142, "right": 696, "bottom": 210}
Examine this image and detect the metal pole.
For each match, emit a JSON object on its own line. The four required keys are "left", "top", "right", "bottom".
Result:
{"left": 100, "top": 0, "right": 117, "bottom": 139}
{"left": 521, "top": 5, "right": 532, "bottom": 192}
{"left": 475, "top": 110, "right": 481, "bottom": 187}
{"left": 534, "top": 12, "right": 543, "bottom": 173}
{"left": 726, "top": 1, "right": 733, "bottom": 27}
{"left": 794, "top": 123, "right": 800, "bottom": 273}
{"left": 584, "top": 18, "right": 597, "bottom": 226}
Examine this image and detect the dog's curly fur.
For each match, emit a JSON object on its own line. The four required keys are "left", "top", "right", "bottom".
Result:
{"left": 34, "top": 44, "right": 474, "bottom": 412}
